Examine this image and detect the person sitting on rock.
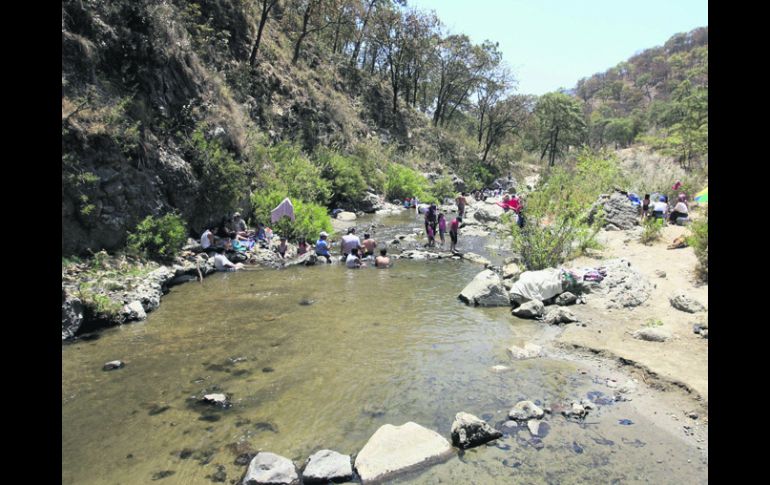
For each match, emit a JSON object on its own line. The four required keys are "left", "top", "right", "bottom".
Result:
{"left": 201, "top": 227, "right": 216, "bottom": 255}
{"left": 651, "top": 196, "right": 669, "bottom": 222}
{"left": 375, "top": 248, "right": 391, "bottom": 268}
{"left": 297, "top": 237, "right": 309, "bottom": 255}
{"left": 346, "top": 247, "right": 365, "bottom": 269}
{"left": 231, "top": 212, "right": 248, "bottom": 237}
{"left": 315, "top": 231, "right": 332, "bottom": 263}
{"left": 669, "top": 194, "right": 689, "bottom": 223}
{"left": 213, "top": 246, "right": 243, "bottom": 272}
{"left": 277, "top": 236, "right": 288, "bottom": 259}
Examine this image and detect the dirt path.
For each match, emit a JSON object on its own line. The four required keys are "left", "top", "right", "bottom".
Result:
{"left": 556, "top": 223, "right": 708, "bottom": 411}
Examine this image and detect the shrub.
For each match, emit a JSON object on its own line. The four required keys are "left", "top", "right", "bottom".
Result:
{"left": 251, "top": 190, "right": 332, "bottom": 241}
{"left": 315, "top": 148, "right": 367, "bottom": 207}
{"left": 640, "top": 217, "right": 665, "bottom": 245}
{"left": 687, "top": 210, "right": 708, "bottom": 281}
{"left": 127, "top": 213, "right": 188, "bottom": 262}
{"left": 510, "top": 149, "right": 622, "bottom": 270}
{"left": 252, "top": 142, "right": 331, "bottom": 205}
{"left": 185, "top": 127, "right": 247, "bottom": 219}
{"left": 384, "top": 164, "right": 430, "bottom": 201}
{"left": 429, "top": 176, "right": 456, "bottom": 203}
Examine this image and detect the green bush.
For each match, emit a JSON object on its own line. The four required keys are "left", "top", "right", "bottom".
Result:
{"left": 430, "top": 176, "right": 456, "bottom": 203}
{"left": 251, "top": 190, "right": 333, "bottom": 241}
{"left": 687, "top": 210, "right": 708, "bottom": 281}
{"left": 252, "top": 142, "right": 331, "bottom": 205}
{"left": 510, "top": 149, "right": 622, "bottom": 270}
{"left": 640, "top": 217, "right": 665, "bottom": 245}
{"left": 385, "top": 164, "right": 430, "bottom": 201}
{"left": 127, "top": 213, "right": 188, "bottom": 262}
{"left": 185, "top": 127, "right": 247, "bottom": 219}
{"left": 315, "top": 148, "right": 367, "bottom": 207}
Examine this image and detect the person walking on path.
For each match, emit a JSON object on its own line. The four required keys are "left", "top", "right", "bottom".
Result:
{"left": 449, "top": 216, "right": 461, "bottom": 252}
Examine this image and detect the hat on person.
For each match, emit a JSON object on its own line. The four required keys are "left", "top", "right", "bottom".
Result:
{"left": 678, "top": 193, "right": 686, "bottom": 201}
{"left": 659, "top": 196, "right": 666, "bottom": 201}
{"left": 319, "top": 231, "right": 328, "bottom": 237}
{"left": 234, "top": 212, "right": 241, "bottom": 217}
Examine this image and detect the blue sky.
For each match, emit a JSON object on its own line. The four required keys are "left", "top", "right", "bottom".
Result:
{"left": 407, "top": 0, "right": 708, "bottom": 95}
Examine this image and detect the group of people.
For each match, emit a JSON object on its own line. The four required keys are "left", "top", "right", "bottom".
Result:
{"left": 640, "top": 193, "right": 690, "bottom": 224}
{"left": 314, "top": 228, "right": 391, "bottom": 269}
{"left": 419, "top": 203, "right": 463, "bottom": 252}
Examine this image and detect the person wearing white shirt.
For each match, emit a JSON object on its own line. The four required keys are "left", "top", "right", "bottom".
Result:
{"left": 651, "top": 196, "right": 668, "bottom": 221}
{"left": 669, "top": 195, "right": 689, "bottom": 223}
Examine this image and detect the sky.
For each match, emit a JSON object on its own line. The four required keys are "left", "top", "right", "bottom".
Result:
{"left": 407, "top": 0, "right": 708, "bottom": 95}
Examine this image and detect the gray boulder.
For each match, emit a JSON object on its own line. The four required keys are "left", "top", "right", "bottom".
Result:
{"left": 451, "top": 174, "right": 466, "bottom": 192}
{"left": 462, "top": 252, "right": 491, "bottom": 267}
{"left": 590, "top": 259, "right": 653, "bottom": 309}
{"left": 512, "top": 300, "right": 545, "bottom": 319}
{"left": 473, "top": 203, "right": 505, "bottom": 222}
{"left": 502, "top": 263, "right": 522, "bottom": 280}
{"left": 459, "top": 270, "right": 510, "bottom": 307}
{"left": 283, "top": 252, "right": 318, "bottom": 267}
{"left": 555, "top": 292, "right": 577, "bottom": 306}
{"left": 588, "top": 191, "right": 639, "bottom": 230}
{"left": 509, "top": 400, "right": 545, "bottom": 421}
{"left": 62, "top": 291, "right": 84, "bottom": 340}
{"left": 542, "top": 306, "right": 578, "bottom": 325}
{"left": 122, "top": 301, "right": 147, "bottom": 322}
{"left": 450, "top": 412, "right": 503, "bottom": 449}
{"left": 358, "top": 192, "right": 384, "bottom": 213}
{"left": 670, "top": 293, "right": 706, "bottom": 313}
{"left": 302, "top": 450, "right": 352, "bottom": 484}
{"left": 243, "top": 452, "right": 298, "bottom": 485}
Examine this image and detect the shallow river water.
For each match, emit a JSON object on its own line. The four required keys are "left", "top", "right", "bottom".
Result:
{"left": 62, "top": 212, "right": 706, "bottom": 484}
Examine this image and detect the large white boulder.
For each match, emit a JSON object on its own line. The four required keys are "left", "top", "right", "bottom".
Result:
{"left": 354, "top": 422, "right": 453, "bottom": 483}
{"left": 243, "top": 452, "right": 298, "bottom": 485}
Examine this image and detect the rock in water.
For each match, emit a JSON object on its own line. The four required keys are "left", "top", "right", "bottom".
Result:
{"left": 458, "top": 270, "right": 510, "bottom": 307}
{"left": 450, "top": 412, "right": 503, "bottom": 449}
{"left": 243, "top": 452, "right": 298, "bottom": 485}
{"left": 508, "top": 401, "right": 545, "bottom": 421}
{"left": 354, "top": 422, "right": 453, "bottom": 483}
{"left": 336, "top": 211, "right": 357, "bottom": 221}
{"left": 302, "top": 450, "right": 352, "bottom": 484}
{"left": 511, "top": 300, "right": 545, "bottom": 318}
{"left": 508, "top": 343, "right": 543, "bottom": 360}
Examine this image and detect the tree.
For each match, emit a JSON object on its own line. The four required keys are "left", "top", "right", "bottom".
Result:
{"left": 249, "top": 0, "right": 280, "bottom": 66}
{"left": 291, "top": 0, "right": 335, "bottom": 64}
{"left": 534, "top": 92, "right": 587, "bottom": 167}
{"left": 479, "top": 94, "right": 531, "bottom": 163}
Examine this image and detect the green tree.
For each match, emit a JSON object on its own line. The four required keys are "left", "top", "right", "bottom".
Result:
{"left": 534, "top": 92, "right": 587, "bottom": 167}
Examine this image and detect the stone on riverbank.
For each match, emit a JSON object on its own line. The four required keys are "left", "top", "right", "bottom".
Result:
{"left": 122, "top": 301, "right": 147, "bottom": 321}
{"left": 588, "top": 191, "right": 639, "bottom": 230}
{"left": 502, "top": 263, "right": 522, "bottom": 280}
{"left": 62, "top": 291, "right": 84, "bottom": 340}
{"left": 473, "top": 203, "right": 505, "bottom": 222}
{"left": 243, "top": 452, "right": 298, "bottom": 485}
{"left": 354, "top": 422, "right": 453, "bottom": 484}
{"left": 587, "top": 259, "right": 652, "bottom": 309}
{"left": 450, "top": 412, "right": 502, "bottom": 449}
{"left": 512, "top": 300, "right": 545, "bottom": 319}
{"left": 632, "top": 328, "right": 671, "bottom": 342}
{"left": 462, "top": 252, "right": 491, "bottom": 267}
{"left": 555, "top": 292, "right": 577, "bottom": 306}
{"left": 542, "top": 306, "right": 578, "bottom": 325}
{"left": 302, "top": 450, "right": 352, "bottom": 484}
{"left": 669, "top": 293, "right": 706, "bottom": 313}
{"left": 459, "top": 270, "right": 510, "bottom": 307}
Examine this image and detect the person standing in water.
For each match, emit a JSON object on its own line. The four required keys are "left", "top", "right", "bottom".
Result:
{"left": 375, "top": 248, "right": 391, "bottom": 268}
{"left": 449, "top": 216, "right": 461, "bottom": 252}
{"left": 437, "top": 213, "right": 447, "bottom": 247}
{"left": 362, "top": 233, "right": 377, "bottom": 259}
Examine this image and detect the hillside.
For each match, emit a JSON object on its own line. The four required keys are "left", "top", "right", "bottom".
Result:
{"left": 572, "top": 27, "right": 708, "bottom": 167}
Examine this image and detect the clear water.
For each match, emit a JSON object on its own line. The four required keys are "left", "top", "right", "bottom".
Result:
{"left": 62, "top": 213, "right": 706, "bottom": 484}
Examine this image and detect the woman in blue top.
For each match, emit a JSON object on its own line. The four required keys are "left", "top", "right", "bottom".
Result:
{"left": 315, "top": 231, "right": 332, "bottom": 263}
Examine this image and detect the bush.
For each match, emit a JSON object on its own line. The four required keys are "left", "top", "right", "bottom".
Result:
{"left": 252, "top": 142, "right": 331, "bottom": 205}
{"left": 385, "top": 164, "right": 430, "bottom": 201}
{"left": 640, "top": 217, "right": 665, "bottom": 245}
{"left": 429, "top": 176, "right": 456, "bottom": 203}
{"left": 251, "top": 190, "right": 333, "bottom": 241}
{"left": 315, "top": 148, "right": 367, "bottom": 207}
{"left": 687, "top": 210, "right": 708, "bottom": 281}
{"left": 127, "top": 213, "right": 188, "bottom": 262}
{"left": 185, "top": 127, "right": 247, "bottom": 219}
{"left": 510, "top": 149, "right": 622, "bottom": 270}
